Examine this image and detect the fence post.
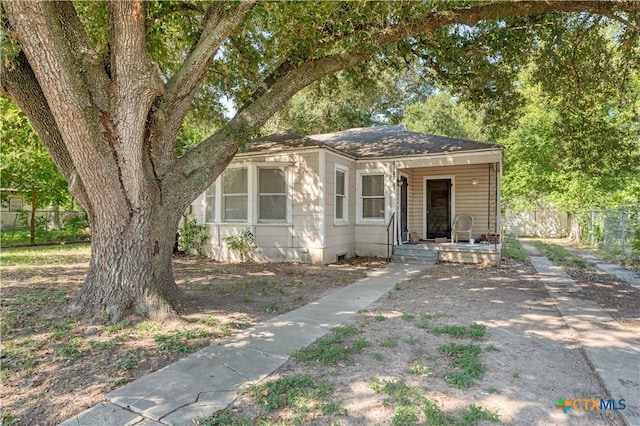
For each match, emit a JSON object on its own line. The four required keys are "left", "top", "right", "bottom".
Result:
{"left": 621, "top": 207, "right": 627, "bottom": 254}
{"left": 590, "top": 210, "right": 595, "bottom": 246}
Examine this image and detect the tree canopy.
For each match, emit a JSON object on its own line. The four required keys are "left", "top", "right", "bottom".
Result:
{"left": 1, "top": 0, "right": 639, "bottom": 320}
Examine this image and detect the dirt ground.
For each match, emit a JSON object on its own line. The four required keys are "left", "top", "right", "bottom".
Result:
{"left": 0, "top": 249, "right": 385, "bottom": 425}
{"left": 225, "top": 258, "right": 639, "bottom": 425}
{"left": 1, "top": 244, "right": 639, "bottom": 425}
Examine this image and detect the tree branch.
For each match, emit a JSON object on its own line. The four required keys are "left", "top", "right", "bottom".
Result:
{"left": 171, "top": 51, "right": 369, "bottom": 207}
{"left": 0, "top": 52, "right": 91, "bottom": 211}
{"left": 53, "top": 0, "right": 111, "bottom": 112}
{"left": 4, "top": 0, "right": 128, "bottom": 212}
{"left": 169, "top": 0, "right": 640, "bottom": 206}
{"left": 603, "top": 11, "right": 640, "bottom": 32}
{"left": 148, "top": 1, "right": 256, "bottom": 177}
{"left": 109, "top": 0, "right": 163, "bottom": 105}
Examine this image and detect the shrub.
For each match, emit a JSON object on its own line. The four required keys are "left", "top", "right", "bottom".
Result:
{"left": 223, "top": 229, "right": 256, "bottom": 262}
{"left": 178, "top": 215, "right": 209, "bottom": 255}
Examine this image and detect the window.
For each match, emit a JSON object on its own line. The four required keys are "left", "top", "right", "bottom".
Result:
{"left": 361, "top": 174, "right": 385, "bottom": 219}
{"left": 204, "top": 182, "right": 216, "bottom": 223}
{"left": 258, "top": 167, "right": 286, "bottom": 221}
{"left": 222, "top": 168, "right": 247, "bottom": 221}
{"left": 8, "top": 197, "right": 23, "bottom": 212}
{"left": 335, "top": 168, "right": 347, "bottom": 221}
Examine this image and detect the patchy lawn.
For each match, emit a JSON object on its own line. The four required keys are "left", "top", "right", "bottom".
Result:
{"left": 1, "top": 241, "right": 637, "bottom": 425}
{"left": 0, "top": 243, "right": 384, "bottom": 425}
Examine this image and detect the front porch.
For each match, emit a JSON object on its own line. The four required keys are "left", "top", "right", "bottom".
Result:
{"left": 392, "top": 240, "right": 501, "bottom": 266}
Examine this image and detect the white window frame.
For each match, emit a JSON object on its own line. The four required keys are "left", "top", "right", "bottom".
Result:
{"left": 334, "top": 165, "right": 348, "bottom": 224}
{"left": 257, "top": 166, "right": 289, "bottom": 223}
{"left": 204, "top": 180, "right": 218, "bottom": 223}
{"left": 222, "top": 166, "right": 248, "bottom": 222}
{"left": 356, "top": 170, "right": 387, "bottom": 224}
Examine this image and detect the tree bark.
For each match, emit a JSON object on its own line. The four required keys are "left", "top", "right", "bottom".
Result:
{"left": 72, "top": 199, "right": 185, "bottom": 321}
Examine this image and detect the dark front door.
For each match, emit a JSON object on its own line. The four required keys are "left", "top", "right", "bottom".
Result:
{"left": 426, "top": 179, "right": 451, "bottom": 239}
{"left": 400, "top": 176, "right": 408, "bottom": 242}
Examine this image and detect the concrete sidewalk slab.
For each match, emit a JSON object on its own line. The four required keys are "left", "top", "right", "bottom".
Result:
{"left": 522, "top": 242, "right": 640, "bottom": 426}
{"left": 580, "top": 253, "right": 640, "bottom": 291}
{"left": 60, "top": 262, "right": 426, "bottom": 426}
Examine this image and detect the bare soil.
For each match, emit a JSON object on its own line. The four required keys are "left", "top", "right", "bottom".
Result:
{"left": 224, "top": 258, "right": 639, "bottom": 425}
{"left": 0, "top": 248, "right": 384, "bottom": 425}
{"left": 1, "top": 244, "right": 638, "bottom": 425}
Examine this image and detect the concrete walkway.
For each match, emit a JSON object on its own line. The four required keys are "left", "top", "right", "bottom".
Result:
{"left": 521, "top": 241, "right": 640, "bottom": 426}
{"left": 59, "top": 263, "right": 427, "bottom": 426}
{"left": 581, "top": 253, "right": 640, "bottom": 291}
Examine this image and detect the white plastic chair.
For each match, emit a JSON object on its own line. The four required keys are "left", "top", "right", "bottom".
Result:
{"left": 452, "top": 214, "right": 474, "bottom": 243}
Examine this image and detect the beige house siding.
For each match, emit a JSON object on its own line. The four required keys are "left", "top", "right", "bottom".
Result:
{"left": 190, "top": 138, "right": 502, "bottom": 263}
{"left": 322, "top": 152, "right": 357, "bottom": 263}
{"left": 404, "top": 164, "right": 497, "bottom": 240}
{"left": 353, "top": 161, "right": 394, "bottom": 257}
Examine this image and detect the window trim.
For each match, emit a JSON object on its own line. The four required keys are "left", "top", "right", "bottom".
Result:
{"left": 257, "top": 166, "right": 289, "bottom": 223}
{"left": 222, "top": 166, "right": 248, "bottom": 223}
{"left": 204, "top": 180, "right": 218, "bottom": 224}
{"left": 356, "top": 170, "right": 387, "bottom": 224}
{"left": 334, "top": 165, "right": 348, "bottom": 224}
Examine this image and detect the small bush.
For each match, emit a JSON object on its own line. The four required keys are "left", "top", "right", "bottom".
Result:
{"left": 178, "top": 215, "right": 209, "bottom": 255}
{"left": 223, "top": 229, "right": 256, "bottom": 262}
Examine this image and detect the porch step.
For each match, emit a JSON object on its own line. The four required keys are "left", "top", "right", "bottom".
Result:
{"left": 391, "top": 244, "right": 437, "bottom": 265}
{"left": 390, "top": 255, "right": 437, "bottom": 265}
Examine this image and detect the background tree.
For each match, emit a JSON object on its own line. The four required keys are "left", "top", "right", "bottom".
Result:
{"left": 499, "top": 15, "right": 640, "bottom": 211}
{"left": 0, "top": 96, "right": 71, "bottom": 243}
{"left": 264, "top": 62, "right": 435, "bottom": 134}
{"left": 399, "top": 13, "right": 639, "bottom": 212}
{"left": 403, "top": 91, "right": 489, "bottom": 142}
{"left": 1, "top": 1, "right": 637, "bottom": 321}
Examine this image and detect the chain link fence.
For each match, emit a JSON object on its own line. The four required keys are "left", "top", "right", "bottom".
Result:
{"left": 570, "top": 205, "right": 640, "bottom": 257}
{"left": 503, "top": 205, "right": 639, "bottom": 259}
{"left": 1, "top": 209, "right": 86, "bottom": 229}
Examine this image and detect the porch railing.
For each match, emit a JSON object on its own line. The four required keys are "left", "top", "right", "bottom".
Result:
{"left": 386, "top": 212, "right": 395, "bottom": 261}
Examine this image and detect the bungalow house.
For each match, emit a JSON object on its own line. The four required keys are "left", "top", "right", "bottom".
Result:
{"left": 190, "top": 125, "right": 503, "bottom": 265}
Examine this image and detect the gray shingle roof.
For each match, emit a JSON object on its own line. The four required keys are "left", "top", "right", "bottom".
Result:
{"left": 241, "top": 125, "right": 500, "bottom": 159}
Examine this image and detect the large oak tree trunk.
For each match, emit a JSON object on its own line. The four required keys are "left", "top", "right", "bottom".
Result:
{"left": 73, "top": 203, "right": 184, "bottom": 321}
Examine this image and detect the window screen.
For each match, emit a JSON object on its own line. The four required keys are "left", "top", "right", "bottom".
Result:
{"left": 258, "top": 168, "right": 286, "bottom": 221}
{"left": 222, "top": 168, "right": 247, "bottom": 221}
{"left": 336, "top": 170, "right": 346, "bottom": 220}
{"left": 361, "top": 174, "right": 384, "bottom": 219}
{"left": 204, "top": 183, "right": 216, "bottom": 223}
